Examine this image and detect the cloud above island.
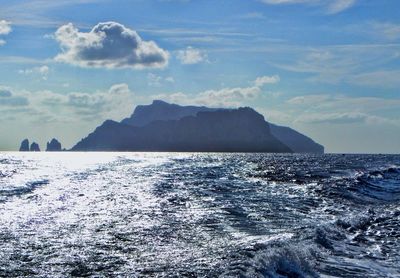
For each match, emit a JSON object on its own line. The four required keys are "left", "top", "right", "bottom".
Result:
{"left": 54, "top": 22, "right": 169, "bottom": 69}
{"left": 157, "top": 75, "right": 280, "bottom": 107}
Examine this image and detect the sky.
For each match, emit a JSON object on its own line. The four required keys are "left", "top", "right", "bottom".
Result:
{"left": 0, "top": 0, "right": 399, "bottom": 153}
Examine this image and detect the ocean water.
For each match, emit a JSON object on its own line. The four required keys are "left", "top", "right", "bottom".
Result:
{"left": 0, "top": 153, "right": 399, "bottom": 277}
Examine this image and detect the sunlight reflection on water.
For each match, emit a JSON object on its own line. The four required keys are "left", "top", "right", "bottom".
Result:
{"left": 0, "top": 152, "right": 399, "bottom": 277}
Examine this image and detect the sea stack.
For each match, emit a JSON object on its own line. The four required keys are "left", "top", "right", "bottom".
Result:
{"left": 19, "top": 139, "right": 30, "bottom": 152}
{"left": 46, "top": 138, "right": 62, "bottom": 152}
{"left": 30, "top": 142, "right": 40, "bottom": 152}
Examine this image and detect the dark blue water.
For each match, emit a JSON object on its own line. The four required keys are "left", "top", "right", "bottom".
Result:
{"left": 0, "top": 153, "right": 399, "bottom": 277}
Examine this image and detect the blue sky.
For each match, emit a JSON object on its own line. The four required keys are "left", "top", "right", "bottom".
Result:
{"left": 0, "top": 0, "right": 399, "bottom": 153}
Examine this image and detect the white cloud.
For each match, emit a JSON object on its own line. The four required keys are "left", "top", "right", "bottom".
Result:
{"left": 0, "top": 20, "right": 11, "bottom": 35}
{"left": 177, "top": 46, "right": 207, "bottom": 64}
{"left": 54, "top": 22, "right": 169, "bottom": 69}
{"left": 238, "top": 12, "right": 265, "bottom": 19}
{"left": 147, "top": 73, "right": 175, "bottom": 87}
{"left": 260, "top": 0, "right": 356, "bottom": 14}
{"left": 326, "top": 0, "right": 356, "bottom": 14}
{"left": 0, "top": 83, "right": 135, "bottom": 124}
{"left": 165, "top": 77, "right": 175, "bottom": 83}
{"left": 371, "top": 22, "right": 400, "bottom": 41}
{"left": 0, "top": 89, "right": 12, "bottom": 97}
{"left": 286, "top": 94, "right": 400, "bottom": 112}
{"left": 254, "top": 75, "right": 280, "bottom": 87}
{"left": 108, "top": 83, "right": 131, "bottom": 95}
{"left": 349, "top": 70, "right": 400, "bottom": 88}
{"left": 297, "top": 112, "right": 369, "bottom": 124}
{"left": 261, "top": 0, "right": 313, "bottom": 4}
{"left": 282, "top": 94, "right": 400, "bottom": 128}
{"left": 155, "top": 86, "right": 260, "bottom": 108}
{"left": 155, "top": 75, "right": 279, "bottom": 107}
{"left": 0, "top": 20, "right": 11, "bottom": 45}
{"left": 63, "top": 83, "right": 134, "bottom": 118}
{"left": 195, "top": 86, "right": 261, "bottom": 107}
{"left": 286, "top": 94, "right": 331, "bottom": 105}
{"left": 296, "top": 112, "right": 399, "bottom": 126}
{"left": 274, "top": 45, "right": 400, "bottom": 87}
{"left": 0, "top": 87, "right": 29, "bottom": 106}
{"left": 19, "top": 65, "right": 50, "bottom": 80}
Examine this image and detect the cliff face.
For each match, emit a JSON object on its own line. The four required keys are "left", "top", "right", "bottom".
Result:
{"left": 72, "top": 107, "right": 292, "bottom": 153}
{"left": 269, "top": 124, "right": 324, "bottom": 154}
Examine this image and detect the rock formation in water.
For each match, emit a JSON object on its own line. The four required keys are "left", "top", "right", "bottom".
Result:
{"left": 30, "top": 142, "right": 40, "bottom": 152}
{"left": 72, "top": 107, "right": 292, "bottom": 152}
{"left": 121, "top": 100, "right": 324, "bottom": 153}
{"left": 19, "top": 139, "right": 30, "bottom": 152}
{"left": 46, "top": 138, "right": 62, "bottom": 152}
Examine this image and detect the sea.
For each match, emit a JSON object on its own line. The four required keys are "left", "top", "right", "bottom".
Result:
{"left": 0, "top": 152, "right": 399, "bottom": 277}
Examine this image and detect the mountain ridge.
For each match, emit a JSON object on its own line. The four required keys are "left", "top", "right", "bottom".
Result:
{"left": 71, "top": 100, "right": 324, "bottom": 153}
{"left": 119, "top": 100, "right": 324, "bottom": 153}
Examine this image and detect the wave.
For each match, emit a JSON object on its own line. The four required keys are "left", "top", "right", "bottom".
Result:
{"left": 0, "top": 180, "right": 49, "bottom": 202}
{"left": 351, "top": 167, "right": 399, "bottom": 202}
{"left": 312, "top": 208, "right": 400, "bottom": 277}
{"left": 221, "top": 241, "right": 319, "bottom": 278}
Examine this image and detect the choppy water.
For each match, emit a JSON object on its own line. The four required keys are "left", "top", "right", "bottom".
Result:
{"left": 0, "top": 153, "right": 399, "bottom": 277}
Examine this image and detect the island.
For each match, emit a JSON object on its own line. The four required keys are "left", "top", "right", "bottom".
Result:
{"left": 71, "top": 100, "right": 324, "bottom": 153}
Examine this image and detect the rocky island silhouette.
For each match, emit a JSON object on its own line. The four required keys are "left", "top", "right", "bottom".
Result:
{"left": 19, "top": 101, "right": 324, "bottom": 153}
{"left": 71, "top": 100, "right": 324, "bottom": 153}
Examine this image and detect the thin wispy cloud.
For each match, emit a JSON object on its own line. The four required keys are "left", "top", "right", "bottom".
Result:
{"left": 295, "top": 112, "right": 399, "bottom": 126}
{"left": 370, "top": 22, "right": 400, "bottom": 41}
{"left": 349, "top": 70, "right": 400, "bottom": 88}
{"left": 237, "top": 12, "right": 265, "bottom": 19}
{"left": 260, "top": 0, "right": 357, "bottom": 14}
{"left": 0, "top": 0, "right": 106, "bottom": 27}
{"left": 271, "top": 43, "right": 400, "bottom": 87}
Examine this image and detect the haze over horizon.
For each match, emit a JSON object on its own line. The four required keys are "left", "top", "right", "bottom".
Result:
{"left": 0, "top": 0, "right": 399, "bottom": 153}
